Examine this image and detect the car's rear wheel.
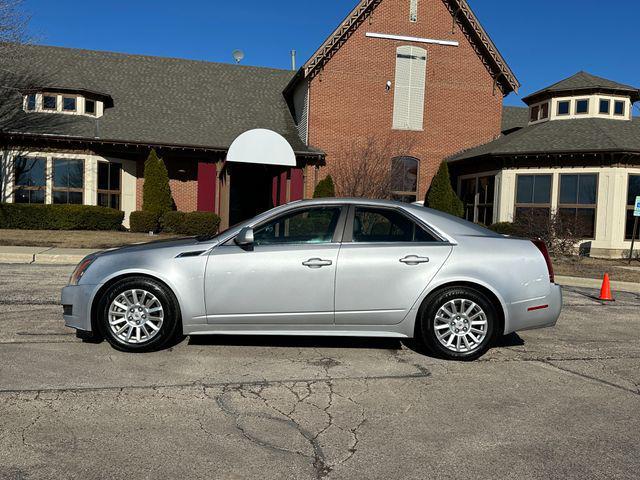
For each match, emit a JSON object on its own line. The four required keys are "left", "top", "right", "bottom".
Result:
{"left": 421, "top": 287, "right": 497, "bottom": 361}
{"left": 98, "top": 277, "right": 180, "bottom": 352}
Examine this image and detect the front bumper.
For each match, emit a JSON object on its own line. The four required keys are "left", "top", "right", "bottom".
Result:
{"left": 61, "top": 284, "right": 100, "bottom": 332}
{"left": 505, "top": 283, "right": 563, "bottom": 334}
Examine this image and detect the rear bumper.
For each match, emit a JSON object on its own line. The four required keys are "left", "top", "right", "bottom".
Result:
{"left": 505, "top": 283, "right": 563, "bottom": 334}
{"left": 61, "top": 284, "right": 100, "bottom": 332}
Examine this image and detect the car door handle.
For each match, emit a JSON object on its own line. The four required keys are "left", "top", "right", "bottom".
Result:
{"left": 399, "top": 255, "right": 430, "bottom": 265}
{"left": 302, "top": 258, "right": 333, "bottom": 268}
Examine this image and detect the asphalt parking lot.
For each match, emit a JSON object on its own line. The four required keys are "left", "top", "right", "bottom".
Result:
{"left": 1, "top": 263, "right": 639, "bottom": 480}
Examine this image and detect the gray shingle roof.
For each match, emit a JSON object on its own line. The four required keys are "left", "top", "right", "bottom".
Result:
{"left": 501, "top": 106, "right": 528, "bottom": 133}
{"left": 4, "top": 44, "right": 319, "bottom": 156}
{"left": 523, "top": 71, "right": 640, "bottom": 105}
{"left": 449, "top": 117, "right": 640, "bottom": 162}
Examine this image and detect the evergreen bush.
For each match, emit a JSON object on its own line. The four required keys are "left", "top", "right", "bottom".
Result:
{"left": 142, "top": 149, "right": 173, "bottom": 216}
{"left": 129, "top": 211, "right": 159, "bottom": 233}
{"left": 0, "top": 204, "right": 124, "bottom": 230}
{"left": 424, "top": 162, "right": 464, "bottom": 217}
{"left": 313, "top": 175, "right": 335, "bottom": 198}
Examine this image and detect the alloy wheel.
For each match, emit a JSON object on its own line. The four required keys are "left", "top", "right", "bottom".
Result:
{"left": 108, "top": 289, "right": 164, "bottom": 345}
{"left": 433, "top": 298, "right": 488, "bottom": 353}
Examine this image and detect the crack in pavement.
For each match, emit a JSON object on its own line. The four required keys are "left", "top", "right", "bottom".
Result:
{"left": 535, "top": 360, "right": 640, "bottom": 397}
{"left": 202, "top": 355, "right": 373, "bottom": 479}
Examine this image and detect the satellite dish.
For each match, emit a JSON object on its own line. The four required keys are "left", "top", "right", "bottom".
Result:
{"left": 232, "top": 49, "right": 244, "bottom": 64}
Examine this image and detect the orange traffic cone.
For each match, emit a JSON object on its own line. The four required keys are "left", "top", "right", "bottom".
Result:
{"left": 599, "top": 273, "right": 614, "bottom": 302}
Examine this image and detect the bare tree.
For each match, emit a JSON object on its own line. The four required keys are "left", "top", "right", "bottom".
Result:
{"left": 0, "top": 0, "right": 76, "bottom": 203}
{"left": 328, "top": 135, "right": 417, "bottom": 199}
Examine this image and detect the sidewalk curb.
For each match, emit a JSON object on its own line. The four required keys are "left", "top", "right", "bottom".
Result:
{"left": 0, "top": 246, "right": 98, "bottom": 265}
{"left": 556, "top": 275, "right": 640, "bottom": 294}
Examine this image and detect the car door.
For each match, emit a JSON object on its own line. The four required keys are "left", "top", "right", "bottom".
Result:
{"left": 204, "top": 205, "right": 346, "bottom": 325}
{"left": 335, "top": 205, "right": 453, "bottom": 326}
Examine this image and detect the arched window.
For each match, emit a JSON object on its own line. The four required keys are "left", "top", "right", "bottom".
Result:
{"left": 390, "top": 156, "right": 419, "bottom": 203}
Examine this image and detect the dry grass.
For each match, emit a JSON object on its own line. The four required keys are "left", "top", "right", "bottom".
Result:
{"left": 0, "top": 229, "right": 181, "bottom": 249}
{"left": 553, "top": 256, "right": 640, "bottom": 283}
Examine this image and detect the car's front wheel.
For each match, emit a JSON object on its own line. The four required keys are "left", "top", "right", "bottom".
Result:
{"left": 98, "top": 277, "right": 180, "bottom": 352}
{"left": 421, "top": 287, "right": 497, "bottom": 361}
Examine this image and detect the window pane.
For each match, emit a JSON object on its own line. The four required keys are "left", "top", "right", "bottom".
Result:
{"left": 26, "top": 94, "right": 36, "bottom": 111}
{"left": 628, "top": 175, "right": 640, "bottom": 205}
{"left": 68, "top": 160, "right": 83, "bottom": 188}
{"left": 253, "top": 207, "right": 341, "bottom": 245}
{"left": 110, "top": 194, "right": 120, "bottom": 210}
{"left": 43, "top": 95, "right": 57, "bottom": 109}
{"left": 626, "top": 210, "right": 639, "bottom": 240}
{"left": 353, "top": 207, "right": 434, "bottom": 242}
{"left": 97, "top": 162, "right": 109, "bottom": 190}
{"left": 530, "top": 106, "right": 539, "bottom": 122}
{"left": 558, "top": 208, "right": 595, "bottom": 238}
{"left": 478, "top": 176, "right": 494, "bottom": 204}
{"left": 557, "top": 101, "right": 570, "bottom": 115}
{"left": 53, "top": 190, "right": 68, "bottom": 204}
{"left": 15, "top": 157, "right": 46, "bottom": 187}
{"left": 614, "top": 101, "right": 625, "bottom": 115}
{"left": 390, "top": 156, "right": 418, "bottom": 193}
{"left": 599, "top": 99, "right": 610, "bottom": 114}
{"left": 577, "top": 174, "right": 597, "bottom": 204}
{"left": 109, "top": 163, "right": 122, "bottom": 190}
{"left": 53, "top": 159, "right": 68, "bottom": 188}
{"left": 533, "top": 175, "right": 551, "bottom": 203}
{"left": 576, "top": 99, "right": 589, "bottom": 114}
{"left": 30, "top": 189, "right": 45, "bottom": 204}
{"left": 63, "top": 97, "right": 76, "bottom": 111}
{"left": 85, "top": 99, "right": 95, "bottom": 114}
{"left": 540, "top": 103, "right": 549, "bottom": 119}
{"left": 14, "top": 188, "right": 30, "bottom": 203}
{"left": 516, "top": 175, "right": 534, "bottom": 203}
{"left": 560, "top": 175, "right": 579, "bottom": 204}
{"left": 391, "top": 194, "right": 417, "bottom": 203}
{"left": 68, "top": 191, "right": 83, "bottom": 204}
{"left": 97, "top": 192, "right": 109, "bottom": 208}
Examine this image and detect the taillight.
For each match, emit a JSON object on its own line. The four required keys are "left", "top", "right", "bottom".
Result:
{"left": 532, "top": 239, "right": 554, "bottom": 283}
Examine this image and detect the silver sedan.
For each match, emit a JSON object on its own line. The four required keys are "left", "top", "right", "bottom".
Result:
{"left": 61, "top": 198, "right": 562, "bottom": 360}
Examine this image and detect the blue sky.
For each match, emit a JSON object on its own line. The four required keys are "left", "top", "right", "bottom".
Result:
{"left": 23, "top": 0, "right": 640, "bottom": 107}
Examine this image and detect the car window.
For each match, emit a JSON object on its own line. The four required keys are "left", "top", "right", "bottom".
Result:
{"left": 253, "top": 207, "right": 342, "bottom": 246}
{"left": 352, "top": 207, "right": 437, "bottom": 243}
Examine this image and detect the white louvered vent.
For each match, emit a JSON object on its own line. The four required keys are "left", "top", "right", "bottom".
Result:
{"left": 392, "top": 45, "right": 427, "bottom": 131}
{"left": 410, "top": 0, "right": 419, "bottom": 22}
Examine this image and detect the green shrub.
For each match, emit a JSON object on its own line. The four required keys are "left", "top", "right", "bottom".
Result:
{"left": 488, "top": 222, "right": 523, "bottom": 236}
{"left": 424, "top": 162, "right": 464, "bottom": 218}
{"left": 160, "top": 211, "right": 186, "bottom": 233}
{"left": 176, "top": 212, "right": 220, "bottom": 236}
{"left": 129, "top": 211, "right": 159, "bottom": 233}
{"left": 313, "top": 175, "right": 335, "bottom": 198}
{"left": 0, "top": 203, "right": 123, "bottom": 230}
{"left": 142, "top": 149, "right": 173, "bottom": 216}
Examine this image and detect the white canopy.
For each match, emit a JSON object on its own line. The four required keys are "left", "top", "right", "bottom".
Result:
{"left": 226, "top": 128, "right": 296, "bottom": 167}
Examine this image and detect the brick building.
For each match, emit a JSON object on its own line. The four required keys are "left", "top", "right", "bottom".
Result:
{"left": 0, "top": 0, "right": 517, "bottom": 229}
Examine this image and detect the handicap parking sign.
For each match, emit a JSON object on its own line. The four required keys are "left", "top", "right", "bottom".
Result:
{"left": 636, "top": 196, "right": 640, "bottom": 217}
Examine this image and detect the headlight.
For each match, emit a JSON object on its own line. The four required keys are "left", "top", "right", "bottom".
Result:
{"left": 69, "top": 255, "right": 98, "bottom": 285}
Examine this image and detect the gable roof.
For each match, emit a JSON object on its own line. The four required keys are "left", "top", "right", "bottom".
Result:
{"left": 449, "top": 116, "right": 640, "bottom": 162}
{"left": 3, "top": 44, "right": 321, "bottom": 156}
{"left": 300, "top": 0, "right": 519, "bottom": 95}
{"left": 523, "top": 71, "right": 640, "bottom": 105}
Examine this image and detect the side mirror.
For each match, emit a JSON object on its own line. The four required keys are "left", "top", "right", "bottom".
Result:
{"left": 234, "top": 227, "right": 254, "bottom": 247}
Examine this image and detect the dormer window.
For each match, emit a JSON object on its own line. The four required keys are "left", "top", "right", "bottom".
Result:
{"left": 557, "top": 101, "right": 570, "bottom": 116}
{"left": 85, "top": 99, "right": 96, "bottom": 115}
{"left": 599, "top": 99, "right": 610, "bottom": 114}
{"left": 575, "top": 99, "right": 589, "bottom": 114}
{"left": 530, "top": 106, "right": 539, "bottom": 122}
{"left": 43, "top": 94, "right": 57, "bottom": 110}
{"left": 614, "top": 100, "right": 625, "bottom": 116}
{"left": 23, "top": 91, "right": 107, "bottom": 117}
{"left": 25, "top": 94, "right": 36, "bottom": 111}
{"left": 62, "top": 96, "right": 77, "bottom": 112}
{"left": 540, "top": 103, "right": 549, "bottom": 119}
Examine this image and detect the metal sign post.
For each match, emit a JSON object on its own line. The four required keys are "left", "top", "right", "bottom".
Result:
{"left": 629, "top": 196, "right": 640, "bottom": 264}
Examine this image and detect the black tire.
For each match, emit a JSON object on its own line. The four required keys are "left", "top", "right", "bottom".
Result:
{"left": 420, "top": 287, "right": 497, "bottom": 361}
{"left": 98, "top": 276, "right": 181, "bottom": 353}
